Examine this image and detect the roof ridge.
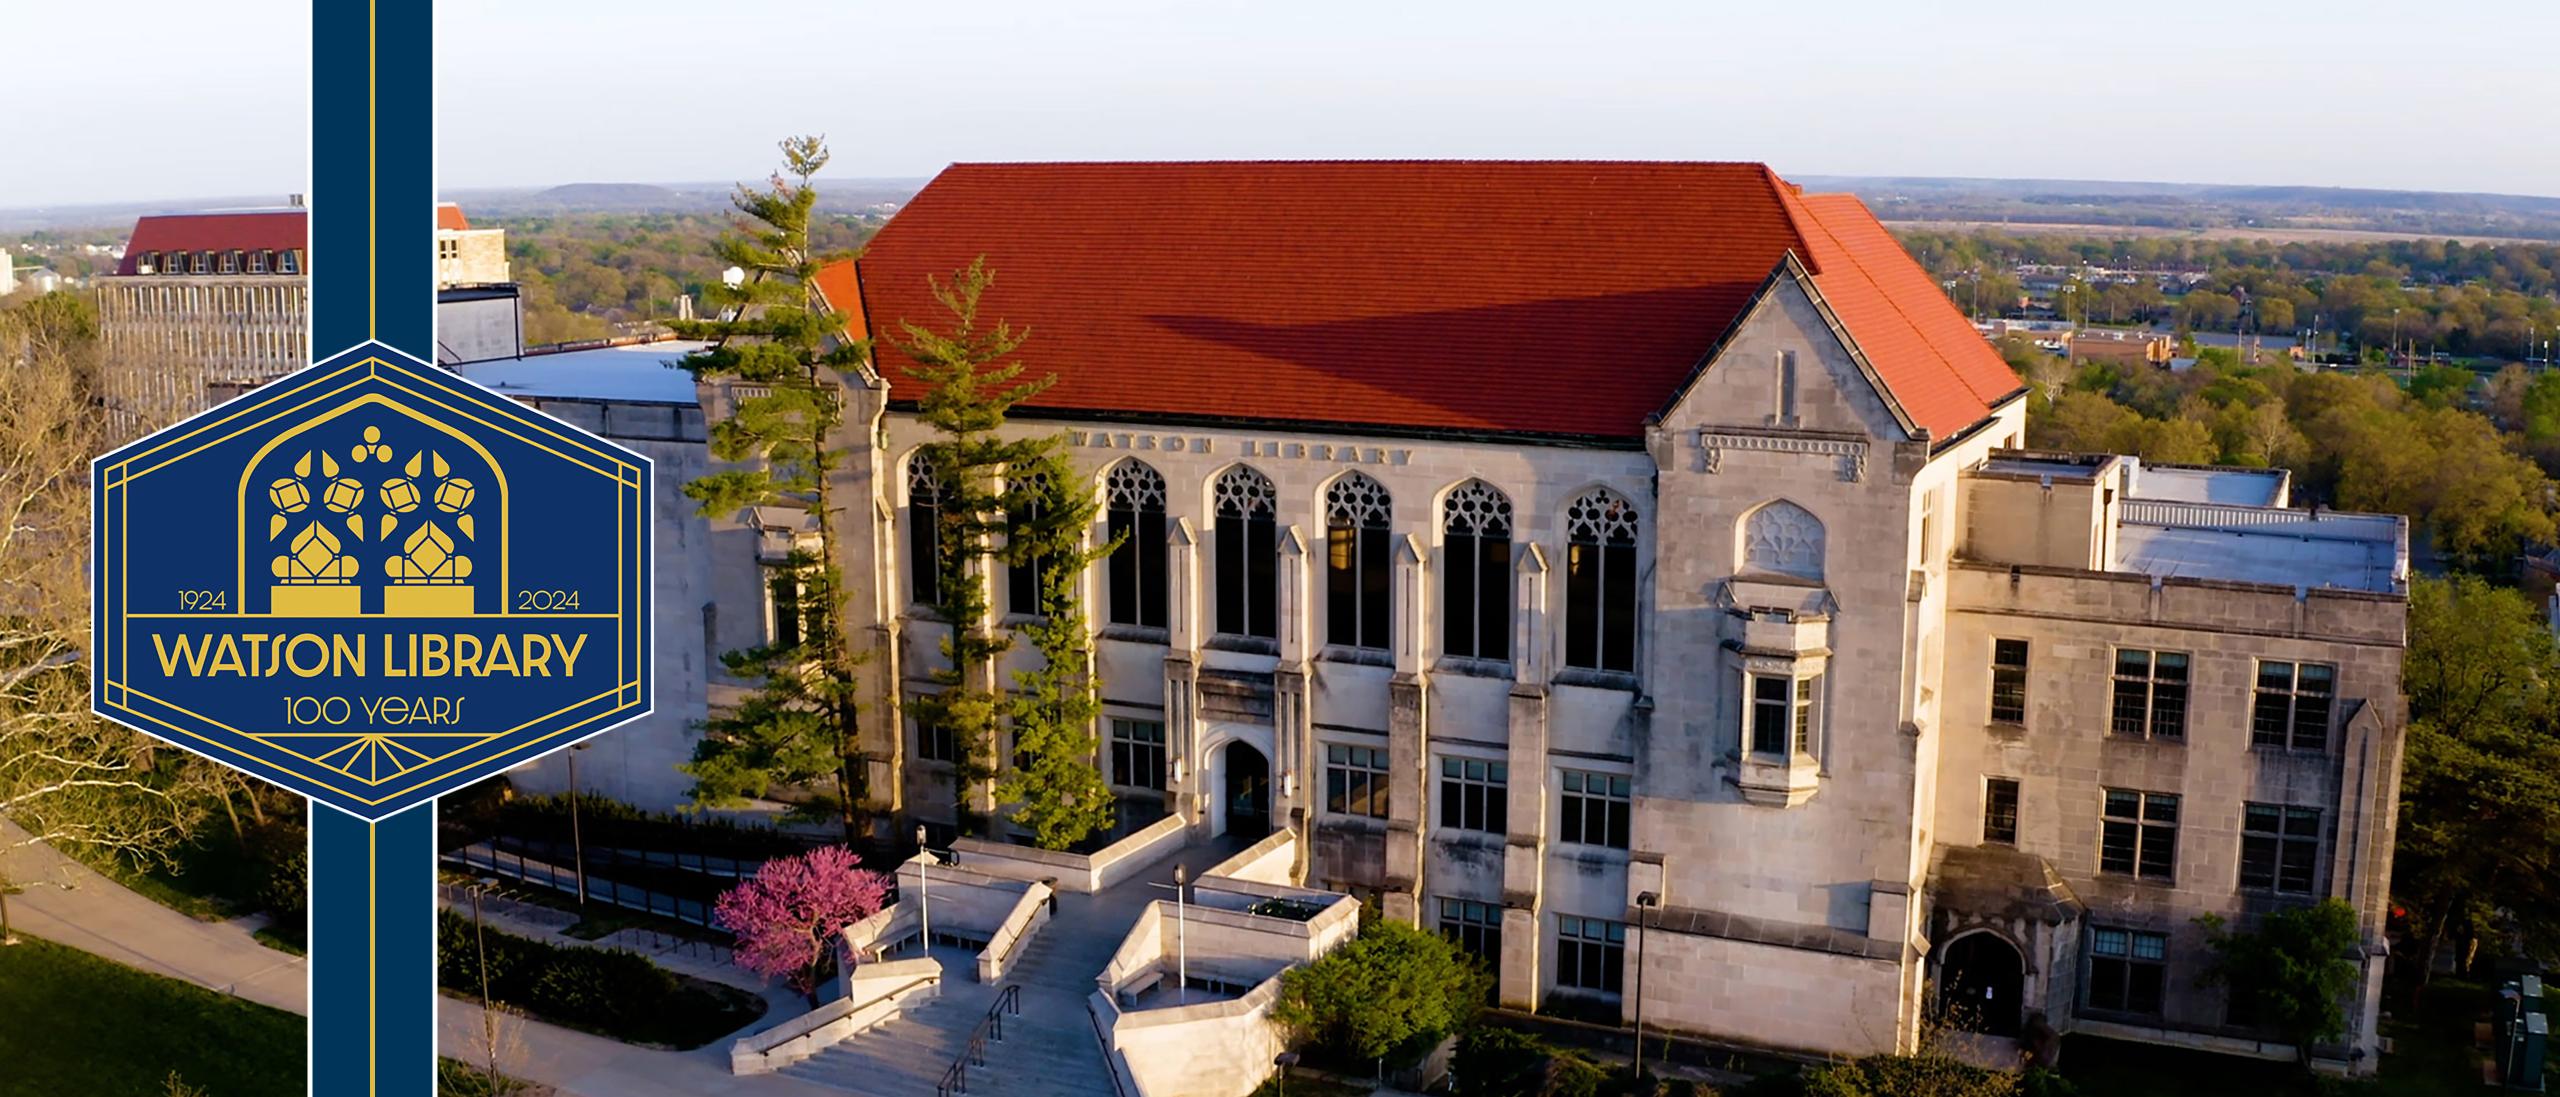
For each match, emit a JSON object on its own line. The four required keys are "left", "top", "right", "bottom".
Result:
{"left": 1792, "top": 194, "right": 1975, "bottom": 415}
{"left": 1756, "top": 166, "right": 1821, "bottom": 277}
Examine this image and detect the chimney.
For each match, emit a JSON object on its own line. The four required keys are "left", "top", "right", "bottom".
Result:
{"left": 289, "top": 194, "right": 306, "bottom": 208}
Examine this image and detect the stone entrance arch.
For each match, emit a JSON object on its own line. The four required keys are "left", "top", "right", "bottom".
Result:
{"left": 1221, "top": 740, "right": 1271, "bottom": 840}
{"left": 1938, "top": 930, "right": 2027, "bottom": 1037}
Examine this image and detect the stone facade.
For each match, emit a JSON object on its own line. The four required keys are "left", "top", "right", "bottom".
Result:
{"left": 96, "top": 272, "right": 309, "bottom": 440}
{"left": 794, "top": 270, "right": 2399, "bottom": 1071}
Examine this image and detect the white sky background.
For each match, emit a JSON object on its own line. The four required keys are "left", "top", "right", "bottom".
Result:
{"left": 1, "top": 0, "right": 310, "bottom": 207}
{"left": 433, "top": 0, "right": 2560, "bottom": 197}
{"left": 6, "top": 0, "right": 2555, "bottom": 208}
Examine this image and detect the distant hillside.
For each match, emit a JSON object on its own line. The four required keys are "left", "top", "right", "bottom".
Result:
{"left": 443, "top": 178, "right": 925, "bottom": 217}
{"left": 1798, "top": 175, "right": 2560, "bottom": 241}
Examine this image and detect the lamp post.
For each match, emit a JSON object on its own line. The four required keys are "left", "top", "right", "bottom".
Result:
{"left": 1174, "top": 864, "right": 1189, "bottom": 1005}
{"left": 567, "top": 744, "right": 589, "bottom": 909}
{"left": 916, "top": 825, "right": 931, "bottom": 956}
{"left": 469, "top": 880, "right": 499, "bottom": 1086}
{"left": 1633, "top": 891, "right": 1660, "bottom": 1081}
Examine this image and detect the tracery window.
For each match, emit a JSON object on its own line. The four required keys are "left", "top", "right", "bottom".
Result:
{"left": 1441, "top": 481, "right": 1512, "bottom": 660}
{"left": 1214, "top": 466, "right": 1277, "bottom": 639}
{"left": 1105, "top": 461, "right": 1168, "bottom": 629}
{"left": 1326, "top": 473, "right": 1393, "bottom": 650}
{"left": 907, "top": 458, "right": 944, "bottom": 607}
{"left": 1565, "top": 489, "right": 1638, "bottom": 672}
{"left": 1742, "top": 500, "right": 1824, "bottom": 581}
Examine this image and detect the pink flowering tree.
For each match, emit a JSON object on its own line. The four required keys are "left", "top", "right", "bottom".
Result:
{"left": 713, "top": 845, "right": 891, "bottom": 1006}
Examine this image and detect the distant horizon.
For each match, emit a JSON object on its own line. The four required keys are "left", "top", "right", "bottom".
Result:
{"left": 14, "top": 166, "right": 2559, "bottom": 227}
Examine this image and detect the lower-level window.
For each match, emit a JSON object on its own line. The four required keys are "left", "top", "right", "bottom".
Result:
{"left": 1110, "top": 719, "right": 1166, "bottom": 790}
{"left": 2086, "top": 927, "right": 2167, "bottom": 1015}
{"left": 1438, "top": 898, "right": 1503, "bottom": 966}
{"left": 1558, "top": 770, "right": 1631, "bottom": 849}
{"left": 2240, "top": 803, "right": 2322, "bottom": 895}
{"left": 1555, "top": 915, "right": 1626, "bottom": 995}
{"left": 1325, "top": 743, "right": 1390, "bottom": 819}
{"left": 916, "top": 715, "right": 958, "bottom": 764}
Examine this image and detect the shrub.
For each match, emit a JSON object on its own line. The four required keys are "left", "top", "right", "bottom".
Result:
{"left": 1799, "top": 1054, "right": 2016, "bottom": 1097}
{"left": 1274, "top": 917, "right": 1490, "bottom": 1063}
{"left": 436, "top": 910, "right": 751, "bottom": 1047}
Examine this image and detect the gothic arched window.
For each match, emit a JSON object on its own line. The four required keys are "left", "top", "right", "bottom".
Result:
{"left": 1442, "top": 480, "right": 1513, "bottom": 660}
{"left": 1326, "top": 472, "right": 1393, "bottom": 650}
{"left": 1105, "top": 461, "right": 1168, "bottom": 629}
{"left": 907, "top": 456, "right": 944, "bottom": 608}
{"left": 1743, "top": 500, "right": 1825, "bottom": 581}
{"left": 1214, "top": 466, "right": 1278, "bottom": 639}
{"left": 1004, "top": 467, "right": 1055, "bottom": 617}
{"left": 1565, "top": 488, "right": 1639, "bottom": 673}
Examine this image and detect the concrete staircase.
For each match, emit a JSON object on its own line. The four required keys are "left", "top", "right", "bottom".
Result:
{"left": 782, "top": 889, "right": 1137, "bottom": 1096}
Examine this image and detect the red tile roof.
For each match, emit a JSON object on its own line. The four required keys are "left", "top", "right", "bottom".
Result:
{"left": 116, "top": 211, "right": 308, "bottom": 276}
{"left": 437, "top": 203, "right": 471, "bottom": 231}
{"left": 836, "top": 162, "right": 2015, "bottom": 442}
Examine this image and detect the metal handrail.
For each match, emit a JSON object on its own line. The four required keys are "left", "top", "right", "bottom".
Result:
{"left": 936, "top": 984, "right": 1022, "bottom": 1097}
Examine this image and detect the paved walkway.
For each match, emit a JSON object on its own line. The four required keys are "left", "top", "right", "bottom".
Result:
{"left": 781, "top": 837, "right": 1245, "bottom": 1096}
{"left": 0, "top": 819, "right": 308, "bottom": 1015}
{"left": 441, "top": 996, "right": 849, "bottom": 1097}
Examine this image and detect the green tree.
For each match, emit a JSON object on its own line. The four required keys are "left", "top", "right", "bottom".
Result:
{"left": 994, "top": 448, "right": 1120, "bottom": 849}
{"left": 2394, "top": 576, "right": 2560, "bottom": 1000}
{"left": 668, "top": 136, "right": 872, "bottom": 839}
{"left": 1273, "top": 917, "right": 1489, "bottom": 1065}
{"left": 2195, "top": 899, "right": 2362, "bottom": 1062}
{"left": 893, "top": 259, "right": 1103, "bottom": 842}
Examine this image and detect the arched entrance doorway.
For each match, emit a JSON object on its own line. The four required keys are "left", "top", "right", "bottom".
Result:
{"left": 1939, "top": 932, "right": 2025, "bottom": 1037}
{"left": 1221, "top": 741, "right": 1270, "bottom": 840}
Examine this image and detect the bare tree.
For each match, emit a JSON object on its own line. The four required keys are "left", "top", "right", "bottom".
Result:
{"left": 0, "top": 347, "right": 201, "bottom": 942}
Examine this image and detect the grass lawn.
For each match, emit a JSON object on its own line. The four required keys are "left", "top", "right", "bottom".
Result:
{"left": 2062, "top": 979, "right": 2505, "bottom": 1097}
{"left": 0, "top": 933, "right": 303, "bottom": 1097}
{"left": 60, "top": 816, "right": 308, "bottom": 953}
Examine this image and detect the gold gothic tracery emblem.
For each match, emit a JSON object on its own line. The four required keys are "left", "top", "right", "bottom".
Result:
{"left": 261, "top": 423, "right": 492, "bottom": 617}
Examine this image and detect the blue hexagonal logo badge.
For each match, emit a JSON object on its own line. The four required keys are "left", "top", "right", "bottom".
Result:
{"left": 92, "top": 343, "right": 654, "bottom": 819}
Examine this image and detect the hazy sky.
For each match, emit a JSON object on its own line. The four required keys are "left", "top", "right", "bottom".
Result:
{"left": 3, "top": 1, "right": 310, "bottom": 207}
{"left": 433, "top": 0, "right": 2560, "bottom": 198}
{"left": 9, "top": 1, "right": 2556, "bottom": 209}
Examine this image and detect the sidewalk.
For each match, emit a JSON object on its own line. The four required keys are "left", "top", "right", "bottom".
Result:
{"left": 0, "top": 818, "right": 308, "bottom": 1015}
{"left": 440, "top": 997, "right": 849, "bottom": 1097}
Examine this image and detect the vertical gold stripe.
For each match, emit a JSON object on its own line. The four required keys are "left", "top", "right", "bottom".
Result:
{"left": 368, "top": 0, "right": 378, "bottom": 338}
{"left": 368, "top": 821, "right": 378, "bottom": 1097}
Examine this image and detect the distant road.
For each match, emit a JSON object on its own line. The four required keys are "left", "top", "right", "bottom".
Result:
{"left": 1886, "top": 219, "right": 2543, "bottom": 247}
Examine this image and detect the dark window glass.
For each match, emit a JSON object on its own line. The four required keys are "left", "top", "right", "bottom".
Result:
{"left": 766, "top": 570, "right": 802, "bottom": 649}
{"left": 1326, "top": 473, "right": 1392, "bottom": 650}
{"left": 2253, "top": 661, "right": 2336, "bottom": 751}
{"left": 908, "top": 459, "right": 944, "bottom": 607}
{"left": 1438, "top": 757, "right": 1509, "bottom": 834}
{"left": 2087, "top": 927, "right": 2168, "bottom": 1015}
{"left": 1215, "top": 467, "right": 1277, "bottom": 639}
{"left": 1558, "top": 770, "right": 1631, "bottom": 849}
{"left": 1325, "top": 744, "right": 1389, "bottom": 819}
{"left": 916, "top": 714, "right": 958, "bottom": 764}
{"left": 1990, "top": 639, "right": 2029, "bottom": 724}
{"left": 1110, "top": 719, "right": 1167, "bottom": 791}
{"left": 2240, "top": 803, "right": 2322, "bottom": 894}
{"left": 1106, "top": 462, "right": 1169, "bottom": 629}
{"left": 1983, "top": 777, "right": 2020, "bottom": 845}
{"left": 2100, "top": 789, "right": 2179, "bottom": 881}
{"left": 1555, "top": 915, "right": 1627, "bottom": 994}
{"left": 1005, "top": 469, "right": 1054, "bottom": 617}
{"left": 1438, "top": 898, "right": 1503, "bottom": 966}
{"left": 2111, "top": 649, "right": 2189, "bottom": 739}
{"left": 1442, "top": 481, "right": 1513, "bottom": 660}
{"left": 1565, "top": 490, "right": 1639, "bottom": 672}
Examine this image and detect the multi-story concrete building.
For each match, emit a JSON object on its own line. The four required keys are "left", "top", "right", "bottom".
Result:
{"left": 534, "top": 161, "right": 2407, "bottom": 1073}
{"left": 94, "top": 207, "right": 309, "bottom": 440}
{"left": 0, "top": 244, "right": 16, "bottom": 296}
{"left": 435, "top": 202, "right": 511, "bottom": 288}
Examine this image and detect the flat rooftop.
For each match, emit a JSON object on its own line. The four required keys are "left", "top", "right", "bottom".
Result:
{"left": 456, "top": 340, "right": 704, "bottom": 405}
{"left": 2129, "top": 464, "right": 2287, "bottom": 507}
{"left": 2115, "top": 521, "right": 2403, "bottom": 592}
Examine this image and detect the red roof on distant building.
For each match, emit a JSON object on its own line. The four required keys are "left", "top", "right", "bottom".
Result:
{"left": 437, "top": 203, "right": 471, "bottom": 231}
{"left": 833, "top": 162, "right": 2018, "bottom": 442}
{"left": 116, "top": 210, "right": 308, "bottom": 276}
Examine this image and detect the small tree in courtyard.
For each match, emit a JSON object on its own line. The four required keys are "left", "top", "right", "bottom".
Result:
{"left": 897, "top": 260, "right": 1116, "bottom": 848}
{"left": 2196, "top": 898, "right": 2362, "bottom": 1064}
{"left": 671, "top": 135, "right": 872, "bottom": 840}
{"left": 1274, "top": 917, "right": 1489, "bottom": 1067}
{"left": 713, "top": 845, "right": 890, "bottom": 1007}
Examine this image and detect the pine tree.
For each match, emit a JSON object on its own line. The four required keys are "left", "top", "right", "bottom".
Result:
{"left": 667, "top": 136, "right": 870, "bottom": 840}
{"left": 897, "top": 260, "right": 1116, "bottom": 848}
